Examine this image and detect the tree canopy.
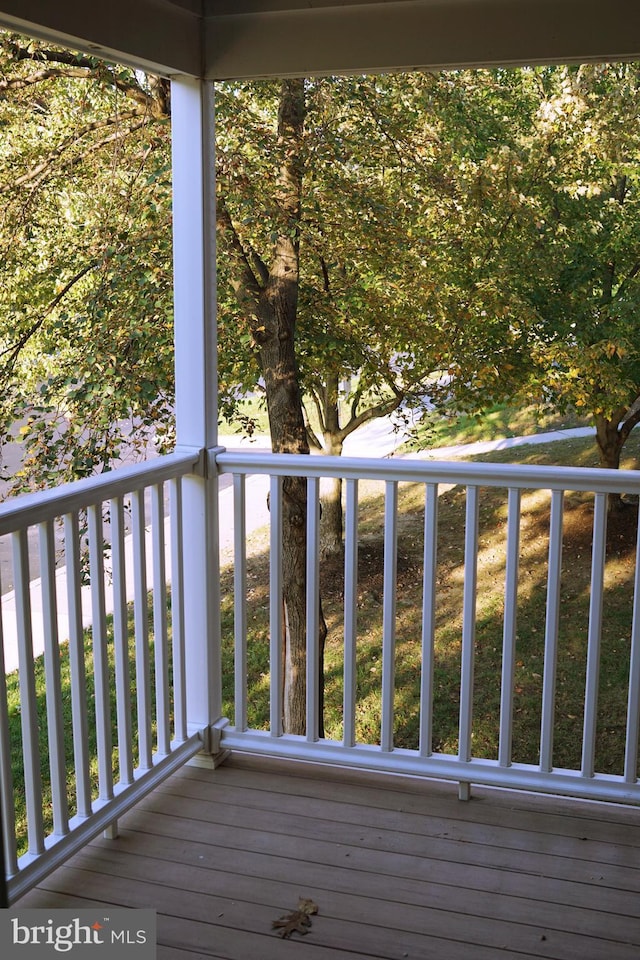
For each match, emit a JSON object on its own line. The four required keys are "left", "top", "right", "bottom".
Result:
{"left": 436, "top": 64, "right": 640, "bottom": 471}
{"left": 2, "top": 36, "right": 640, "bottom": 499}
{"left": 0, "top": 35, "right": 174, "bottom": 491}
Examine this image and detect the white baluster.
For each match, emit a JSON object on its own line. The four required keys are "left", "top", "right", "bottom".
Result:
{"left": 540, "top": 489, "right": 564, "bottom": 773}
{"left": 499, "top": 488, "right": 521, "bottom": 768}
{"left": 381, "top": 481, "right": 398, "bottom": 753}
{"left": 233, "top": 474, "right": 248, "bottom": 733}
{"left": 343, "top": 479, "right": 359, "bottom": 748}
{"left": 39, "top": 520, "right": 69, "bottom": 836}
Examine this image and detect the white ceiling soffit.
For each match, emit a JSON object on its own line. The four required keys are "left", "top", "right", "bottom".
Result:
{"left": 0, "top": 0, "right": 202, "bottom": 77}
{"left": 204, "top": 0, "right": 640, "bottom": 79}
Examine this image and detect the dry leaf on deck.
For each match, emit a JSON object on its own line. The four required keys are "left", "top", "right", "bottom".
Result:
{"left": 271, "top": 898, "right": 319, "bottom": 938}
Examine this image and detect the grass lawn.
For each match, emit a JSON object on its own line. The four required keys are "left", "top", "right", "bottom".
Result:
{"left": 6, "top": 598, "right": 156, "bottom": 858}
{"left": 7, "top": 428, "right": 640, "bottom": 858}
{"left": 401, "top": 401, "right": 592, "bottom": 451}
{"left": 217, "top": 394, "right": 270, "bottom": 441}
{"left": 219, "top": 429, "right": 640, "bottom": 775}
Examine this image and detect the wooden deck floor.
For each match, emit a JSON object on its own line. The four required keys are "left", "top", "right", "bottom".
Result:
{"left": 16, "top": 753, "right": 640, "bottom": 959}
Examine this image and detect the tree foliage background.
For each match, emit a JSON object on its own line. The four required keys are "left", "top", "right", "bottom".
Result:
{"left": 442, "top": 63, "right": 640, "bottom": 472}
{"left": 0, "top": 35, "right": 174, "bottom": 493}
{"left": 2, "top": 32, "right": 640, "bottom": 502}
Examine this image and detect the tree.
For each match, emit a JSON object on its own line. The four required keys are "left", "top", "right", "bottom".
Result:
{"left": 433, "top": 65, "right": 640, "bottom": 481}
{"left": 523, "top": 64, "right": 640, "bottom": 475}
{"left": 0, "top": 33, "right": 174, "bottom": 492}
{"left": 0, "top": 39, "right": 323, "bottom": 736}
{"left": 217, "top": 79, "right": 328, "bottom": 735}
{"left": 216, "top": 74, "right": 465, "bottom": 554}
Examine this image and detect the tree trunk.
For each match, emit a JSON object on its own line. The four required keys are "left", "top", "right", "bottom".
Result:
{"left": 594, "top": 414, "right": 625, "bottom": 513}
{"left": 595, "top": 415, "right": 623, "bottom": 470}
{"left": 320, "top": 471, "right": 344, "bottom": 559}
{"left": 262, "top": 374, "right": 330, "bottom": 738}
{"left": 253, "top": 78, "right": 326, "bottom": 737}
{"left": 259, "top": 332, "right": 314, "bottom": 735}
{"left": 320, "top": 431, "right": 344, "bottom": 559}
{"left": 218, "top": 78, "right": 328, "bottom": 736}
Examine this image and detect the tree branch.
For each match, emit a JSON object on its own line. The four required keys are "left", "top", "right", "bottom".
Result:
{"left": 319, "top": 255, "right": 330, "bottom": 294}
{"left": 0, "top": 66, "right": 92, "bottom": 93}
{"left": 303, "top": 392, "right": 324, "bottom": 450}
{"left": 2, "top": 39, "right": 161, "bottom": 113}
{"left": 247, "top": 242, "right": 270, "bottom": 288}
{"left": 619, "top": 398, "right": 640, "bottom": 444}
{"left": 2, "top": 111, "right": 150, "bottom": 193}
{"left": 309, "top": 384, "right": 327, "bottom": 434}
{"left": 3, "top": 38, "right": 99, "bottom": 69}
{"left": 338, "top": 390, "right": 404, "bottom": 443}
{"left": 0, "top": 261, "right": 99, "bottom": 373}
{"left": 216, "top": 196, "right": 264, "bottom": 311}
{"left": 614, "top": 258, "right": 640, "bottom": 301}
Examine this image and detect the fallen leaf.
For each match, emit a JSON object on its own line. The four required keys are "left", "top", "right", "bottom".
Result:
{"left": 272, "top": 898, "right": 319, "bottom": 939}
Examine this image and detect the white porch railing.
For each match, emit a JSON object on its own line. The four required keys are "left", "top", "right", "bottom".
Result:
{"left": 0, "top": 450, "right": 204, "bottom": 901}
{"left": 2, "top": 445, "right": 640, "bottom": 903}
{"left": 216, "top": 449, "right": 640, "bottom": 807}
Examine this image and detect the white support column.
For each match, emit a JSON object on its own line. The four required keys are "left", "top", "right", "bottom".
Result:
{"left": 171, "top": 76, "right": 226, "bottom": 766}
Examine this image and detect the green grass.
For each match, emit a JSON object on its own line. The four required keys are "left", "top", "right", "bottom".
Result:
{"left": 7, "top": 595, "right": 166, "bottom": 858}
{"left": 401, "top": 401, "right": 591, "bottom": 452}
{"left": 218, "top": 394, "right": 270, "bottom": 441}
{"left": 217, "top": 391, "right": 341, "bottom": 444}
{"left": 470, "top": 422, "right": 640, "bottom": 471}
{"left": 7, "top": 426, "right": 640, "bottom": 859}
{"left": 219, "top": 428, "right": 640, "bottom": 776}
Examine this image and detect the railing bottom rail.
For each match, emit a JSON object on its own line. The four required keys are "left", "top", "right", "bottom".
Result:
{"left": 220, "top": 728, "right": 640, "bottom": 807}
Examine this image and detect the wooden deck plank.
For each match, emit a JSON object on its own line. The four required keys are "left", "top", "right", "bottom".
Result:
{"left": 126, "top": 793, "right": 640, "bottom": 894}
{"left": 26, "top": 849, "right": 640, "bottom": 960}
{"left": 188, "top": 758, "right": 640, "bottom": 842}
{"left": 13, "top": 754, "right": 640, "bottom": 959}
{"left": 147, "top": 775, "right": 640, "bottom": 872}
{"left": 74, "top": 834, "right": 640, "bottom": 923}
{"left": 26, "top": 864, "right": 570, "bottom": 960}
{"left": 61, "top": 840, "right": 640, "bottom": 945}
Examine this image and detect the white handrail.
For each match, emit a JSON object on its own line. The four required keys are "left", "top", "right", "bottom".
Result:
{"left": 216, "top": 448, "right": 640, "bottom": 495}
{"left": 0, "top": 450, "right": 200, "bottom": 536}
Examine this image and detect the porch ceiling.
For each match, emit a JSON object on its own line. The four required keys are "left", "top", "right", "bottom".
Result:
{"left": 0, "top": 0, "right": 638, "bottom": 79}
{"left": 203, "top": 0, "right": 640, "bottom": 79}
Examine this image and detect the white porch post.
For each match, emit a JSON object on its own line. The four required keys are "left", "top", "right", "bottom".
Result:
{"left": 171, "top": 76, "right": 225, "bottom": 765}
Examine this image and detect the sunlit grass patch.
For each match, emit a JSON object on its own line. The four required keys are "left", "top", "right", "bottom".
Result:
{"left": 402, "top": 401, "right": 591, "bottom": 452}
